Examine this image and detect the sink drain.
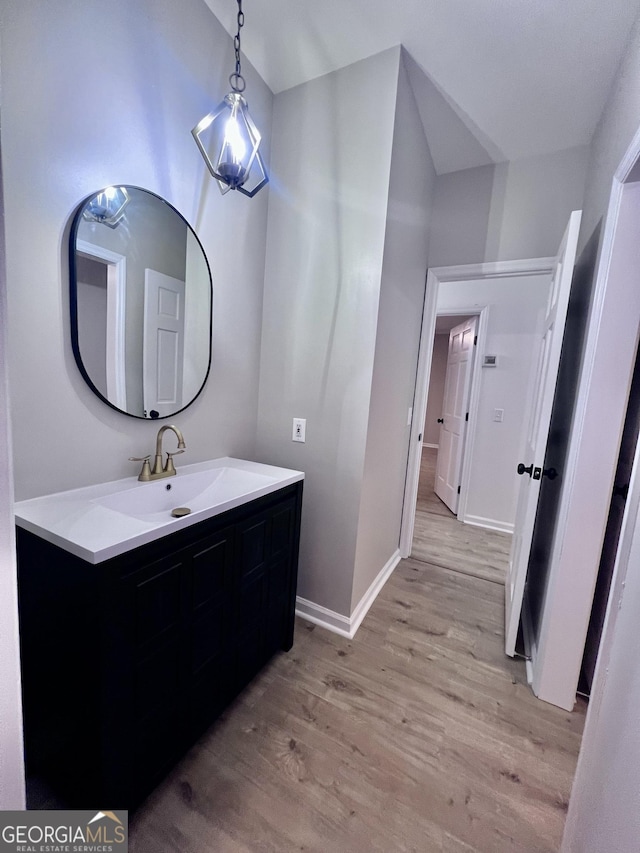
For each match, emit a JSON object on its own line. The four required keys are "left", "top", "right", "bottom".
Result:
{"left": 171, "top": 507, "right": 192, "bottom": 518}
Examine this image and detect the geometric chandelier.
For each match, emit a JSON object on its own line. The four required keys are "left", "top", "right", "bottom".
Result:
{"left": 191, "top": 0, "right": 268, "bottom": 198}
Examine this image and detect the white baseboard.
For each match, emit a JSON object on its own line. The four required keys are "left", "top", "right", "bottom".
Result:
{"left": 464, "top": 514, "right": 514, "bottom": 534}
{"left": 296, "top": 549, "right": 401, "bottom": 640}
{"left": 294, "top": 597, "right": 352, "bottom": 638}
{"left": 422, "top": 442, "right": 438, "bottom": 449}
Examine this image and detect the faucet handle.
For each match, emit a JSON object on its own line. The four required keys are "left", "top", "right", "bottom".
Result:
{"left": 164, "top": 449, "right": 185, "bottom": 476}
{"left": 129, "top": 455, "right": 152, "bottom": 482}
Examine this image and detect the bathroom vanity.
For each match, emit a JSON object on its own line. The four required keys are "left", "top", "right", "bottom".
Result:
{"left": 15, "top": 458, "right": 303, "bottom": 808}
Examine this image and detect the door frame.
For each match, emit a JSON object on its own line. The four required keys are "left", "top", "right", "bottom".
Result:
{"left": 532, "top": 134, "right": 640, "bottom": 711}
{"left": 75, "top": 240, "right": 127, "bottom": 410}
{"left": 561, "top": 123, "right": 640, "bottom": 848}
{"left": 400, "top": 257, "right": 556, "bottom": 558}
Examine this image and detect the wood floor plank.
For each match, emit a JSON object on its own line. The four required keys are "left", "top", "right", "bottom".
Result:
{"left": 130, "top": 556, "right": 585, "bottom": 853}
{"left": 412, "top": 448, "right": 511, "bottom": 584}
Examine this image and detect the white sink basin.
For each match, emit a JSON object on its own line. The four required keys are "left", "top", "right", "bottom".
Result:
{"left": 94, "top": 465, "right": 278, "bottom": 520}
{"left": 14, "top": 457, "right": 304, "bottom": 564}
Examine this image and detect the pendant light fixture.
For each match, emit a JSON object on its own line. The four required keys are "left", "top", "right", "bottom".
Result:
{"left": 192, "top": 0, "right": 268, "bottom": 198}
{"left": 82, "top": 186, "right": 130, "bottom": 228}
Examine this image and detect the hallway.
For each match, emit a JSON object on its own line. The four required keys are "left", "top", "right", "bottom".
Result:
{"left": 412, "top": 447, "right": 512, "bottom": 585}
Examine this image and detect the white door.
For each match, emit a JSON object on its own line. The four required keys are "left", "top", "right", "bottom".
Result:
{"left": 581, "top": 344, "right": 640, "bottom": 689}
{"left": 435, "top": 317, "right": 477, "bottom": 514}
{"left": 143, "top": 269, "right": 186, "bottom": 418}
{"left": 505, "top": 210, "right": 582, "bottom": 657}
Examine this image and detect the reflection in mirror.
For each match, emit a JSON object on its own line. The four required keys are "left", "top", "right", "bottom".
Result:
{"left": 70, "top": 187, "right": 212, "bottom": 419}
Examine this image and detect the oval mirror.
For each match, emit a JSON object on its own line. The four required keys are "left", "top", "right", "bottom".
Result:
{"left": 70, "top": 186, "right": 212, "bottom": 419}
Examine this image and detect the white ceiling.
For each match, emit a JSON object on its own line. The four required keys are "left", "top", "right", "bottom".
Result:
{"left": 203, "top": 0, "right": 640, "bottom": 174}
{"left": 434, "top": 315, "right": 473, "bottom": 334}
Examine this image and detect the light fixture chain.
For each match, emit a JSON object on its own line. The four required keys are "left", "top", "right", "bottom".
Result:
{"left": 230, "top": 0, "right": 246, "bottom": 92}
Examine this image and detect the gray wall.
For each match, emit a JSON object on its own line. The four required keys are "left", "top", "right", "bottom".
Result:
{"left": 579, "top": 18, "right": 640, "bottom": 256}
{"left": 256, "top": 48, "right": 402, "bottom": 617}
{"left": 424, "top": 334, "right": 448, "bottom": 446}
{"left": 428, "top": 164, "right": 497, "bottom": 267}
{"left": 1, "top": 0, "right": 272, "bottom": 500}
{"left": 428, "top": 146, "right": 589, "bottom": 268}
{"left": 562, "top": 14, "right": 640, "bottom": 853}
{"left": 493, "top": 147, "right": 590, "bottom": 260}
{"left": 352, "top": 52, "right": 435, "bottom": 611}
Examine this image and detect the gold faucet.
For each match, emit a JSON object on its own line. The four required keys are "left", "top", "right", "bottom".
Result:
{"left": 129, "top": 425, "right": 186, "bottom": 481}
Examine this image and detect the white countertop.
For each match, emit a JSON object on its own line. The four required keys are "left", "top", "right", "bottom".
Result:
{"left": 14, "top": 457, "right": 304, "bottom": 564}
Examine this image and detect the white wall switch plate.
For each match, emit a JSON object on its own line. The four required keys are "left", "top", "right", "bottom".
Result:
{"left": 292, "top": 418, "right": 306, "bottom": 442}
{"left": 493, "top": 408, "right": 504, "bottom": 423}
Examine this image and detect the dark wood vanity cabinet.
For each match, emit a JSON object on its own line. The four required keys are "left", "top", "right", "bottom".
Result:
{"left": 17, "top": 482, "right": 302, "bottom": 809}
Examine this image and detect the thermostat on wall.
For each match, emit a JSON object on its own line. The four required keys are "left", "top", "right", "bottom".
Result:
{"left": 482, "top": 355, "right": 498, "bottom": 368}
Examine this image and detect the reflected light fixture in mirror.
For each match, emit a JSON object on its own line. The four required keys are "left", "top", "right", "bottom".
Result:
{"left": 82, "top": 186, "right": 130, "bottom": 228}
{"left": 191, "top": 0, "right": 268, "bottom": 198}
{"left": 70, "top": 186, "right": 213, "bottom": 420}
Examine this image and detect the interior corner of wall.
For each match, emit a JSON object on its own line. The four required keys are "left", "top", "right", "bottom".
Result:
{"left": 485, "top": 161, "right": 509, "bottom": 261}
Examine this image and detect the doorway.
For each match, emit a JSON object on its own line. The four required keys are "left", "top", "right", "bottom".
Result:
{"left": 412, "top": 444, "right": 511, "bottom": 583}
{"left": 400, "top": 258, "right": 557, "bottom": 559}
{"left": 75, "top": 240, "right": 126, "bottom": 410}
{"left": 411, "top": 310, "right": 511, "bottom": 583}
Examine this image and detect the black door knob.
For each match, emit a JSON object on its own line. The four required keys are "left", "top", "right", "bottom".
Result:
{"left": 437, "top": 418, "right": 444, "bottom": 423}
{"left": 517, "top": 463, "right": 534, "bottom": 477}
{"left": 613, "top": 483, "right": 629, "bottom": 500}
{"left": 542, "top": 467, "right": 558, "bottom": 480}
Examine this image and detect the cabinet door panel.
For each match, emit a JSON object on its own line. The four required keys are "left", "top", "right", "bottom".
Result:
{"left": 136, "top": 641, "right": 181, "bottom": 721}
{"left": 236, "top": 570, "right": 269, "bottom": 688}
{"left": 239, "top": 570, "right": 268, "bottom": 628}
{"left": 266, "top": 557, "right": 290, "bottom": 653}
{"left": 270, "top": 500, "right": 296, "bottom": 560}
{"left": 189, "top": 657, "right": 232, "bottom": 737}
{"left": 238, "top": 516, "right": 268, "bottom": 579}
{"left": 134, "top": 559, "right": 183, "bottom": 647}
{"left": 191, "top": 607, "right": 225, "bottom": 674}
{"left": 237, "top": 629, "right": 270, "bottom": 690}
{"left": 191, "top": 530, "right": 233, "bottom": 611}
{"left": 134, "top": 704, "right": 183, "bottom": 796}
{"left": 186, "top": 527, "right": 235, "bottom": 738}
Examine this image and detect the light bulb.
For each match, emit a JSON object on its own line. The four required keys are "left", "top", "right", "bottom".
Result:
{"left": 216, "top": 105, "right": 248, "bottom": 187}
{"left": 224, "top": 115, "right": 246, "bottom": 162}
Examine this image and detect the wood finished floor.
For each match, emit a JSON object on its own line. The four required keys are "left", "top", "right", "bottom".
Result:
{"left": 130, "top": 557, "right": 586, "bottom": 852}
{"left": 412, "top": 448, "right": 511, "bottom": 585}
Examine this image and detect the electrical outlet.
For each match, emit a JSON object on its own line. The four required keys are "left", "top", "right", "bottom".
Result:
{"left": 493, "top": 408, "right": 504, "bottom": 423}
{"left": 292, "top": 418, "right": 306, "bottom": 442}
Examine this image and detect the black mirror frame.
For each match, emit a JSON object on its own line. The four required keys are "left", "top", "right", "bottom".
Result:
{"left": 69, "top": 186, "right": 213, "bottom": 420}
